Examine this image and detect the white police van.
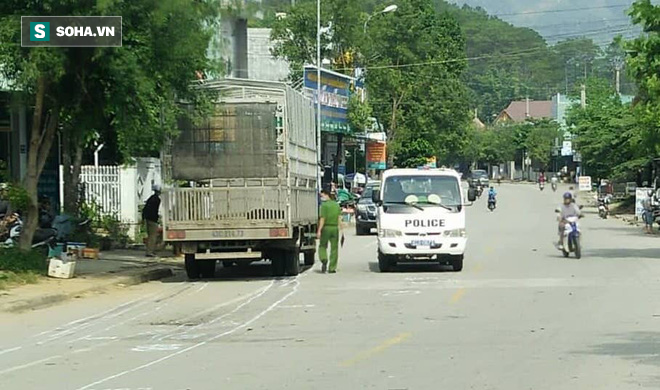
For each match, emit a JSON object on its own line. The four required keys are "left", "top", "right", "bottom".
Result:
{"left": 372, "top": 168, "right": 475, "bottom": 272}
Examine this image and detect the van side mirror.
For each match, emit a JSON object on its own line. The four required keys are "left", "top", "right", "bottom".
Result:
{"left": 372, "top": 189, "right": 381, "bottom": 205}
{"left": 467, "top": 188, "right": 477, "bottom": 202}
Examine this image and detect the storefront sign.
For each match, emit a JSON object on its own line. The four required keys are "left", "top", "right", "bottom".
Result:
{"left": 578, "top": 176, "right": 592, "bottom": 192}
{"left": 367, "top": 141, "right": 386, "bottom": 170}
{"left": 303, "top": 65, "right": 363, "bottom": 135}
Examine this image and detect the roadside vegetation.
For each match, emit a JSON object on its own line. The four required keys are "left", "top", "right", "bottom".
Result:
{"left": 0, "top": 248, "right": 47, "bottom": 290}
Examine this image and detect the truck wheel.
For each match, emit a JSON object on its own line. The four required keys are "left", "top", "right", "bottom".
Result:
{"left": 271, "top": 251, "right": 286, "bottom": 277}
{"left": 285, "top": 249, "right": 301, "bottom": 276}
{"left": 304, "top": 250, "right": 315, "bottom": 266}
{"left": 378, "top": 251, "right": 394, "bottom": 272}
{"left": 450, "top": 255, "right": 464, "bottom": 272}
{"left": 184, "top": 254, "right": 201, "bottom": 279}
{"left": 200, "top": 260, "right": 216, "bottom": 279}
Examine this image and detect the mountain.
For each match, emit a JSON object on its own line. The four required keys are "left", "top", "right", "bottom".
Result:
{"left": 449, "top": 0, "right": 638, "bottom": 44}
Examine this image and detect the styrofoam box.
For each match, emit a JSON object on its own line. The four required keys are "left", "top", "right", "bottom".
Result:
{"left": 48, "top": 258, "right": 76, "bottom": 279}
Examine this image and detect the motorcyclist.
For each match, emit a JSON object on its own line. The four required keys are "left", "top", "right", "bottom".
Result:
{"left": 550, "top": 174, "right": 558, "bottom": 189}
{"left": 488, "top": 186, "right": 497, "bottom": 203}
{"left": 558, "top": 192, "right": 582, "bottom": 248}
{"left": 539, "top": 172, "right": 546, "bottom": 189}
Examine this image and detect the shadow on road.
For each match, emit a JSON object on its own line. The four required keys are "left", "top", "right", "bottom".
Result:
{"left": 580, "top": 332, "right": 660, "bottom": 388}
{"left": 367, "top": 261, "right": 454, "bottom": 273}
{"left": 587, "top": 248, "right": 660, "bottom": 259}
{"left": 583, "top": 331, "right": 660, "bottom": 365}
{"left": 162, "top": 261, "right": 312, "bottom": 283}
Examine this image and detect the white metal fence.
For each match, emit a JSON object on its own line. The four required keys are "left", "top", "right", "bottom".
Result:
{"left": 79, "top": 166, "right": 121, "bottom": 216}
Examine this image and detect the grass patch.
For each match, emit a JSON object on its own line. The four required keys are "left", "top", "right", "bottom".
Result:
{"left": 611, "top": 196, "right": 635, "bottom": 215}
{"left": 0, "top": 270, "right": 41, "bottom": 290}
{"left": 0, "top": 247, "right": 47, "bottom": 289}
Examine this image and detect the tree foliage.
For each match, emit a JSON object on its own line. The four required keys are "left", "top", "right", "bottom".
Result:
{"left": 0, "top": 0, "right": 220, "bottom": 248}
{"left": 566, "top": 78, "right": 640, "bottom": 180}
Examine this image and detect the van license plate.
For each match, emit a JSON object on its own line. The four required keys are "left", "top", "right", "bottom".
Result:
{"left": 411, "top": 240, "right": 433, "bottom": 248}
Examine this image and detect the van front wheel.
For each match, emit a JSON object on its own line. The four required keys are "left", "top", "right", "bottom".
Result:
{"left": 450, "top": 255, "right": 464, "bottom": 272}
{"left": 378, "top": 251, "right": 395, "bottom": 272}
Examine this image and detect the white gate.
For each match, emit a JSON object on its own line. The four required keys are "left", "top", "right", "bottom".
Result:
{"left": 79, "top": 166, "right": 121, "bottom": 216}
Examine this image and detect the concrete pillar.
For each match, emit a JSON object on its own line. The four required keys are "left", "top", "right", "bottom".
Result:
{"left": 119, "top": 165, "right": 139, "bottom": 239}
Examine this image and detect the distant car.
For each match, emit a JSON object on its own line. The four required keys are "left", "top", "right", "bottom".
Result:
{"left": 468, "top": 170, "right": 489, "bottom": 188}
{"left": 355, "top": 182, "right": 380, "bottom": 235}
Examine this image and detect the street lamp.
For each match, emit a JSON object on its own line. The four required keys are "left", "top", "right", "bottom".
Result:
{"left": 363, "top": 4, "right": 398, "bottom": 33}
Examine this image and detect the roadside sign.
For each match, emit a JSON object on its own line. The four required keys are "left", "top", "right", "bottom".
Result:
{"left": 367, "top": 141, "right": 386, "bottom": 170}
{"left": 578, "top": 176, "right": 592, "bottom": 192}
{"left": 636, "top": 187, "right": 652, "bottom": 219}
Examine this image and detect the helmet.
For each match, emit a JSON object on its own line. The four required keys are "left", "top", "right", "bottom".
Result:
{"left": 563, "top": 192, "right": 573, "bottom": 199}
{"left": 152, "top": 184, "right": 162, "bottom": 192}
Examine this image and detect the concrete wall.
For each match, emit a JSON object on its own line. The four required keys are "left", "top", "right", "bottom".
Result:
{"left": 248, "top": 28, "right": 290, "bottom": 81}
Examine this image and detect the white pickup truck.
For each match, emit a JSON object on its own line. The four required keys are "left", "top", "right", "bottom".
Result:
{"left": 372, "top": 168, "right": 475, "bottom": 272}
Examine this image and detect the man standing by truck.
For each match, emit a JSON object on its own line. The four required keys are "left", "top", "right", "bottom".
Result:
{"left": 317, "top": 189, "right": 342, "bottom": 273}
{"left": 143, "top": 184, "right": 161, "bottom": 257}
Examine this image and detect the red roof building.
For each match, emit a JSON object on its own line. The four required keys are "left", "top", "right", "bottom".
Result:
{"left": 495, "top": 99, "right": 552, "bottom": 124}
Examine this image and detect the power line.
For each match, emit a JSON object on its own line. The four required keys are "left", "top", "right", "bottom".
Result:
{"left": 492, "top": 4, "right": 632, "bottom": 18}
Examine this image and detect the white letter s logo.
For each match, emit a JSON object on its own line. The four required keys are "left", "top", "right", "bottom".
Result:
{"left": 34, "top": 24, "right": 46, "bottom": 39}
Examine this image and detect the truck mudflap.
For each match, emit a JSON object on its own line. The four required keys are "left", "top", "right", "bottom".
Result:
{"left": 165, "top": 227, "right": 290, "bottom": 241}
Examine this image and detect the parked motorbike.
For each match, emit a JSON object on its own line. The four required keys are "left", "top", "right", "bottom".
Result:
{"left": 1, "top": 213, "right": 57, "bottom": 256}
{"left": 598, "top": 197, "right": 610, "bottom": 219}
{"left": 52, "top": 214, "right": 91, "bottom": 242}
{"left": 557, "top": 214, "right": 582, "bottom": 259}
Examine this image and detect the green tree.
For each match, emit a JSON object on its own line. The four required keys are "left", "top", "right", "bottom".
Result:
{"left": 524, "top": 120, "right": 561, "bottom": 169}
{"left": 270, "top": 0, "right": 363, "bottom": 81}
{"left": 0, "top": 0, "right": 220, "bottom": 249}
{"left": 365, "top": 0, "right": 469, "bottom": 166}
{"left": 395, "top": 138, "right": 435, "bottom": 168}
{"left": 347, "top": 94, "right": 373, "bottom": 133}
{"left": 566, "top": 78, "right": 639, "bottom": 180}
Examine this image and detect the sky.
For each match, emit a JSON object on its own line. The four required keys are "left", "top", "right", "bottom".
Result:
{"left": 449, "top": 0, "right": 640, "bottom": 44}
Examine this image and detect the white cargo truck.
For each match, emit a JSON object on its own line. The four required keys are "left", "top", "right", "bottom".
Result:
{"left": 372, "top": 168, "right": 475, "bottom": 272}
{"left": 162, "top": 79, "right": 318, "bottom": 279}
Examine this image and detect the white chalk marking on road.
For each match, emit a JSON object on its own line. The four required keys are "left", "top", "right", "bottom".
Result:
{"left": 80, "top": 336, "right": 118, "bottom": 341}
{"left": 76, "top": 278, "right": 302, "bottom": 390}
{"left": 69, "top": 281, "right": 207, "bottom": 344}
{"left": 132, "top": 344, "right": 182, "bottom": 352}
{"left": 154, "top": 281, "right": 275, "bottom": 342}
{"left": 381, "top": 290, "right": 421, "bottom": 297}
{"left": 0, "top": 355, "right": 62, "bottom": 375}
{"left": 0, "top": 346, "right": 22, "bottom": 356}
{"left": 37, "top": 284, "right": 192, "bottom": 345}
{"left": 278, "top": 304, "right": 316, "bottom": 309}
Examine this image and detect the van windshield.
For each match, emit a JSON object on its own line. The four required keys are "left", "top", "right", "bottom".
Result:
{"left": 383, "top": 175, "right": 461, "bottom": 208}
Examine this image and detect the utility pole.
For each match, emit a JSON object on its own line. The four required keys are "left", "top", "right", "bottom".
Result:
{"left": 580, "top": 84, "right": 586, "bottom": 109}
{"left": 316, "top": 0, "right": 322, "bottom": 186}
{"left": 613, "top": 56, "right": 624, "bottom": 95}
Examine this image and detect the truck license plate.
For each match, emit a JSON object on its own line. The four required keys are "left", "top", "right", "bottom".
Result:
{"left": 411, "top": 240, "right": 433, "bottom": 248}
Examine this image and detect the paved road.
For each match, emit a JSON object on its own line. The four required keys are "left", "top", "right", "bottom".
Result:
{"left": 3, "top": 183, "right": 660, "bottom": 390}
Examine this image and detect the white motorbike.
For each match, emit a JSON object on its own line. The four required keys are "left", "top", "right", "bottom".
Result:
{"left": 558, "top": 215, "right": 582, "bottom": 259}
